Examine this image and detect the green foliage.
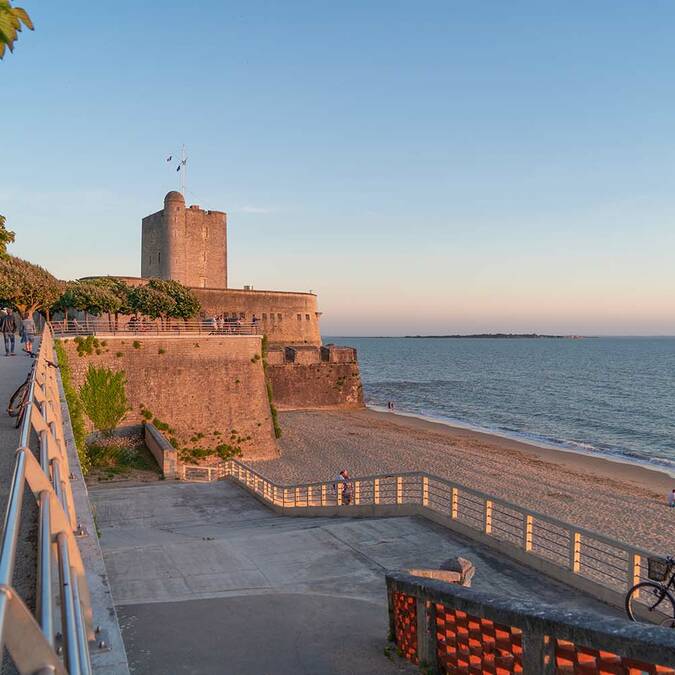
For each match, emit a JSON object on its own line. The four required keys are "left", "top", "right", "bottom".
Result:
{"left": 0, "top": 255, "right": 63, "bottom": 315}
{"left": 54, "top": 340, "right": 90, "bottom": 474}
{"left": 132, "top": 340, "right": 141, "bottom": 349}
{"left": 0, "top": 1, "right": 33, "bottom": 59}
{"left": 158, "top": 347, "right": 166, "bottom": 354}
{"left": 87, "top": 438, "right": 160, "bottom": 478}
{"left": 179, "top": 442, "right": 242, "bottom": 463}
{"left": 147, "top": 278, "right": 201, "bottom": 319}
{"left": 58, "top": 281, "right": 121, "bottom": 316}
{"left": 141, "top": 408, "right": 153, "bottom": 420}
{"left": 74, "top": 335, "right": 99, "bottom": 356}
{"left": 79, "top": 364, "right": 128, "bottom": 436}
{"left": 260, "top": 337, "right": 281, "bottom": 438}
{"left": 86, "top": 277, "right": 132, "bottom": 315}
{"left": 128, "top": 285, "right": 176, "bottom": 319}
{"left": 115, "top": 351, "right": 123, "bottom": 358}
{"left": 0, "top": 214, "right": 15, "bottom": 258}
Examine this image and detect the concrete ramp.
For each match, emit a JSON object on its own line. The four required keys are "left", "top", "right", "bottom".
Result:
{"left": 92, "top": 480, "right": 618, "bottom": 674}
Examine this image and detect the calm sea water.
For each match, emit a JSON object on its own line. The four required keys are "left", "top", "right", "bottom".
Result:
{"left": 325, "top": 337, "right": 675, "bottom": 476}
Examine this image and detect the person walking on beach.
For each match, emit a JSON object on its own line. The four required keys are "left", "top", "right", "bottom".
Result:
{"left": 0, "top": 309, "right": 17, "bottom": 356}
{"left": 669, "top": 489, "right": 675, "bottom": 508}
{"left": 21, "top": 312, "right": 36, "bottom": 357}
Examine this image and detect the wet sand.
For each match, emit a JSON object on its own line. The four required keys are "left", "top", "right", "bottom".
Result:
{"left": 249, "top": 409, "right": 675, "bottom": 553}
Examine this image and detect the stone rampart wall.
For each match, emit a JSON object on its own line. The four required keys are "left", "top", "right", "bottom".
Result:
{"left": 193, "top": 287, "right": 321, "bottom": 345}
{"left": 58, "top": 335, "right": 278, "bottom": 460}
{"left": 266, "top": 345, "right": 363, "bottom": 409}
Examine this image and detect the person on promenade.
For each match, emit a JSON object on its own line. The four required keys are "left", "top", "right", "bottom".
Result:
{"left": 21, "top": 312, "right": 36, "bottom": 357}
{"left": 669, "top": 489, "right": 675, "bottom": 508}
{"left": 0, "top": 309, "right": 17, "bottom": 356}
{"left": 341, "top": 470, "right": 352, "bottom": 505}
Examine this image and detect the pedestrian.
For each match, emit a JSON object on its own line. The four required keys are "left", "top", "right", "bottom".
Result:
{"left": 21, "top": 312, "right": 37, "bottom": 357}
{"left": 336, "top": 469, "right": 352, "bottom": 505}
{"left": 0, "top": 309, "right": 17, "bottom": 356}
{"left": 669, "top": 489, "right": 675, "bottom": 508}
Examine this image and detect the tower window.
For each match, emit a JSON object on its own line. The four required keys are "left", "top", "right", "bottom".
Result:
{"left": 305, "top": 314, "right": 310, "bottom": 320}
{"left": 297, "top": 314, "right": 301, "bottom": 320}
{"left": 158, "top": 252, "right": 161, "bottom": 264}
{"left": 277, "top": 313, "right": 282, "bottom": 320}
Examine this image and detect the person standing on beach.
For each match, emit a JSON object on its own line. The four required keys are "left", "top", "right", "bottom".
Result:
{"left": 0, "top": 309, "right": 17, "bottom": 356}
{"left": 669, "top": 489, "right": 675, "bottom": 507}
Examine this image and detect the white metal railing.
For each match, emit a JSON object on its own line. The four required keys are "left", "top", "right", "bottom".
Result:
{"left": 0, "top": 327, "right": 95, "bottom": 674}
{"left": 50, "top": 319, "right": 261, "bottom": 337}
{"left": 203, "top": 459, "right": 668, "bottom": 614}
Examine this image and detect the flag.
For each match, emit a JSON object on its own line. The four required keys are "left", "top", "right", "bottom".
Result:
{"left": 176, "top": 159, "right": 187, "bottom": 172}
{"left": 166, "top": 155, "right": 172, "bottom": 162}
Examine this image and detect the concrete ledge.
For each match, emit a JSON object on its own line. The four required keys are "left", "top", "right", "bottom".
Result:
{"left": 57, "top": 366, "right": 130, "bottom": 674}
{"left": 144, "top": 423, "right": 177, "bottom": 479}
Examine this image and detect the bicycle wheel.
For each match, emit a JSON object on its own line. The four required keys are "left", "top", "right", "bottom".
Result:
{"left": 626, "top": 582, "right": 675, "bottom": 626}
{"left": 7, "top": 381, "right": 29, "bottom": 417}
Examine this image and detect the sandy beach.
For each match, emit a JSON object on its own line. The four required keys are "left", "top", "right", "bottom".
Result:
{"left": 249, "top": 408, "right": 675, "bottom": 553}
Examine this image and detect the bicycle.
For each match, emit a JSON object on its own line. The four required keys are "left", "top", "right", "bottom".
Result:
{"left": 625, "top": 555, "right": 675, "bottom": 627}
{"left": 7, "top": 359, "right": 58, "bottom": 429}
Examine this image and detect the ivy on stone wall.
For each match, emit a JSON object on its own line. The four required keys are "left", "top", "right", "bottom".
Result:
{"left": 261, "top": 335, "right": 282, "bottom": 438}
{"left": 79, "top": 365, "right": 129, "bottom": 436}
{"left": 54, "top": 340, "right": 90, "bottom": 474}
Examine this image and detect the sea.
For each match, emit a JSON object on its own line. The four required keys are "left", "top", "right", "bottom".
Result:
{"left": 325, "top": 337, "right": 675, "bottom": 478}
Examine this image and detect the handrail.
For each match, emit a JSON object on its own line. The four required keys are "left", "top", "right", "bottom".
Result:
{"left": 50, "top": 319, "right": 261, "bottom": 337}
{"left": 0, "top": 326, "right": 94, "bottom": 674}
{"left": 209, "top": 458, "right": 667, "bottom": 614}
{"left": 386, "top": 571, "right": 675, "bottom": 673}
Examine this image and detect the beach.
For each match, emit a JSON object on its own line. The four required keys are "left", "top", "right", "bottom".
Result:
{"left": 250, "top": 409, "right": 675, "bottom": 553}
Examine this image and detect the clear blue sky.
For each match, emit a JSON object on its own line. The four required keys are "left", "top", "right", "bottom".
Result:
{"left": 3, "top": 1, "right": 675, "bottom": 335}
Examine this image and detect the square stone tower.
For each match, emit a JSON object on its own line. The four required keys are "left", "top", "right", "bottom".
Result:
{"left": 141, "top": 191, "right": 227, "bottom": 289}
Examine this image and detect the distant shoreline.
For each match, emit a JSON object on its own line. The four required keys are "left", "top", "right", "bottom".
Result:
{"left": 403, "top": 333, "right": 586, "bottom": 339}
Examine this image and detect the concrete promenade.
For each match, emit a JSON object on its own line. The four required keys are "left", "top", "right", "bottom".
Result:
{"left": 91, "top": 479, "right": 620, "bottom": 674}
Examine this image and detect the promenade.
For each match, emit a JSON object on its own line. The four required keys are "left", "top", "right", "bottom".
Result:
{"left": 91, "top": 479, "right": 620, "bottom": 674}
{"left": 0, "top": 349, "right": 37, "bottom": 615}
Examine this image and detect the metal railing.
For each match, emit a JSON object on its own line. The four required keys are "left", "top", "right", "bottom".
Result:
{"left": 0, "top": 327, "right": 95, "bottom": 674}
{"left": 50, "top": 319, "right": 261, "bottom": 337}
{"left": 386, "top": 570, "right": 675, "bottom": 674}
{"left": 214, "top": 459, "right": 667, "bottom": 615}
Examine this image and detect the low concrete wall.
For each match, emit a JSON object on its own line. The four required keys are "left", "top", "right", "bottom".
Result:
{"left": 144, "top": 423, "right": 178, "bottom": 478}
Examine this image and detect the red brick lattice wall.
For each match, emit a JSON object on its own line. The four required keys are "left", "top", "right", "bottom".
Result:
{"left": 435, "top": 604, "right": 523, "bottom": 674}
{"left": 555, "top": 639, "right": 675, "bottom": 674}
{"left": 393, "top": 592, "right": 418, "bottom": 664}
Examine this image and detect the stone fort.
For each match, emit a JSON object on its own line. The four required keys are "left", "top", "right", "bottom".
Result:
{"left": 135, "top": 190, "right": 321, "bottom": 346}
{"left": 70, "top": 191, "right": 363, "bottom": 461}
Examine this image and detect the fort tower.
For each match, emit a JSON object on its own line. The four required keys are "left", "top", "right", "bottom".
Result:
{"left": 141, "top": 191, "right": 227, "bottom": 289}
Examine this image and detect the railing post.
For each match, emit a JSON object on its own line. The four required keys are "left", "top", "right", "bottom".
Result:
{"left": 451, "top": 487, "right": 458, "bottom": 519}
{"left": 485, "top": 499, "right": 493, "bottom": 534}
{"left": 396, "top": 477, "right": 403, "bottom": 505}
{"left": 354, "top": 481, "right": 360, "bottom": 505}
{"left": 416, "top": 597, "right": 438, "bottom": 673}
{"left": 569, "top": 531, "right": 581, "bottom": 573}
{"left": 374, "top": 478, "right": 380, "bottom": 505}
{"left": 321, "top": 484, "right": 327, "bottom": 506}
{"left": 422, "top": 476, "right": 429, "bottom": 507}
{"left": 524, "top": 514, "right": 534, "bottom": 552}
{"left": 295, "top": 487, "right": 300, "bottom": 507}
{"left": 337, "top": 484, "right": 342, "bottom": 506}
{"left": 629, "top": 552, "right": 641, "bottom": 595}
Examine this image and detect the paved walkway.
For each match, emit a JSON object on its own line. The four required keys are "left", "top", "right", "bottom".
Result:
{"left": 0, "top": 347, "right": 36, "bottom": 612}
{"left": 91, "top": 479, "right": 621, "bottom": 674}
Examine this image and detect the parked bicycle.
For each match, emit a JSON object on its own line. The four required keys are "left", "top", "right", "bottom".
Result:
{"left": 7, "top": 359, "right": 58, "bottom": 429}
{"left": 625, "top": 555, "right": 675, "bottom": 627}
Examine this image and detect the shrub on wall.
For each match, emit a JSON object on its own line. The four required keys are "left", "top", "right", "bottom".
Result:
{"left": 79, "top": 364, "right": 129, "bottom": 436}
{"left": 54, "top": 340, "right": 90, "bottom": 474}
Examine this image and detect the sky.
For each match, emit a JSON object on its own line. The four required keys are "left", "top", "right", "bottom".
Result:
{"left": 3, "top": 1, "right": 675, "bottom": 336}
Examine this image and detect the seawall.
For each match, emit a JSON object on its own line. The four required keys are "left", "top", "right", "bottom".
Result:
{"left": 266, "top": 345, "right": 364, "bottom": 409}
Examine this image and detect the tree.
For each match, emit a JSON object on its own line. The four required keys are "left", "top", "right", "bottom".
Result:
{"left": 0, "top": 215, "right": 15, "bottom": 258}
{"left": 0, "top": 255, "right": 63, "bottom": 316}
{"left": 0, "top": 1, "right": 34, "bottom": 59}
{"left": 128, "top": 285, "right": 176, "bottom": 320}
{"left": 147, "top": 279, "right": 201, "bottom": 320}
{"left": 86, "top": 277, "right": 133, "bottom": 327}
{"left": 58, "top": 281, "right": 122, "bottom": 320}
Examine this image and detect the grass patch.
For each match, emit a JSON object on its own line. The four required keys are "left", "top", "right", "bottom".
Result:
{"left": 87, "top": 435, "right": 161, "bottom": 480}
